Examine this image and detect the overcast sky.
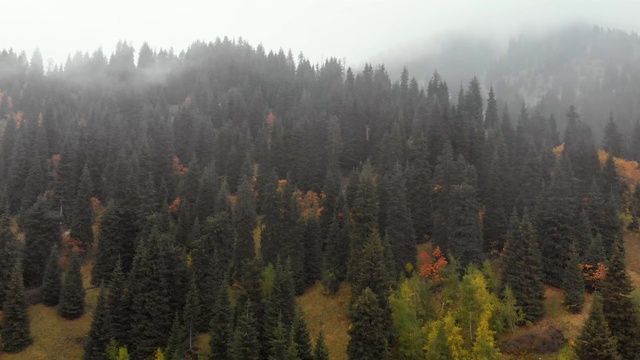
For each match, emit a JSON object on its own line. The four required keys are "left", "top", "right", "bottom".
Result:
{"left": 1, "top": 0, "right": 639, "bottom": 67}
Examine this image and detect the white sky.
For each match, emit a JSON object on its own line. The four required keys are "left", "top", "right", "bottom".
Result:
{"left": 1, "top": 0, "right": 639, "bottom": 67}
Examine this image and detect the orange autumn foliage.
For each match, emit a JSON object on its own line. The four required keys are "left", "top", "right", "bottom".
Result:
{"left": 266, "top": 111, "right": 276, "bottom": 127}
{"left": 13, "top": 111, "right": 23, "bottom": 128}
{"left": 90, "top": 197, "right": 103, "bottom": 215}
{"left": 296, "top": 190, "right": 324, "bottom": 219}
{"left": 168, "top": 197, "right": 181, "bottom": 214}
{"left": 418, "top": 246, "right": 448, "bottom": 282}
{"left": 581, "top": 262, "right": 606, "bottom": 291}
{"left": 173, "top": 156, "right": 189, "bottom": 175}
{"left": 598, "top": 150, "right": 640, "bottom": 191}
{"left": 184, "top": 96, "right": 192, "bottom": 107}
{"left": 8, "top": 96, "right": 12, "bottom": 109}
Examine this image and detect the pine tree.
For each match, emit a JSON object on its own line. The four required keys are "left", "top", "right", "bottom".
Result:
{"left": 59, "top": 252, "right": 86, "bottom": 319}
{"left": 269, "top": 319, "right": 291, "bottom": 360}
{"left": 291, "top": 309, "right": 314, "bottom": 360}
{"left": 502, "top": 211, "right": 545, "bottom": 323}
{"left": 83, "top": 285, "right": 113, "bottom": 360}
{"left": 21, "top": 197, "right": 60, "bottom": 287}
{"left": 1, "top": 259, "right": 32, "bottom": 353}
{"left": 302, "top": 214, "right": 322, "bottom": 288}
{"left": 128, "top": 226, "right": 172, "bottom": 359}
{"left": 563, "top": 242, "right": 585, "bottom": 313}
{"left": 347, "top": 287, "right": 390, "bottom": 360}
{"left": 182, "top": 274, "right": 200, "bottom": 351}
{"left": 165, "top": 312, "right": 186, "bottom": 360}
{"left": 348, "top": 161, "right": 379, "bottom": 282}
{"left": 70, "top": 164, "right": 94, "bottom": 251}
{"left": 385, "top": 163, "right": 416, "bottom": 276}
{"left": 229, "top": 301, "right": 260, "bottom": 360}
{"left": 314, "top": 331, "right": 330, "bottom": 360}
{"left": 233, "top": 174, "right": 257, "bottom": 275}
{"left": 106, "top": 258, "right": 129, "bottom": 346}
{"left": 446, "top": 164, "right": 482, "bottom": 266}
{"left": 601, "top": 241, "right": 640, "bottom": 358}
{"left": 0, "top": 207, "right": 19, "bottom": 305}
{"left": 575, "top": 294, "right": 620, "bottom": 360}
{"left": 209, "top": 276, "right": 231, "bottom": 360}
{"left": 406, "top": 134, "right": 433, "bottom": 243}
{"left": 40, "top": 243, "right": 62, "bottom": 306}
{"left": 323, "top": 192, "right": 350, "bottom": 293}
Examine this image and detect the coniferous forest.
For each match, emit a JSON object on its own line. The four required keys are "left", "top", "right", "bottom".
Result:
{"left": 2, "top": 28, "right": 640, "bottom": 360}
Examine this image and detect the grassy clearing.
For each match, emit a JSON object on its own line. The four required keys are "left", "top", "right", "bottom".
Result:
{"left": 4, "top": 262, "right": 98, "bottom": 360}
{"left": 298, "top": 281, "right": 351, "bottom": 360}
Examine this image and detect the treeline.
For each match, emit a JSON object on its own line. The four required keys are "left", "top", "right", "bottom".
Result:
{"left": 0, "top": 38, "right": 639, "bottom": 359}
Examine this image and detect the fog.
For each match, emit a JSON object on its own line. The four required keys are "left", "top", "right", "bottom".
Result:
{"left": 1, "top": 0, "right": 639, "bottom": 69}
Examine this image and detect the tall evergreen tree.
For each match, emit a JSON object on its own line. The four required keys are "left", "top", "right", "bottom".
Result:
{"left": 209, "top": 276, "right": 232, "bottom": 360}
{"left": 1, "top": 259, "right": 32, "bottom": 353}
{"left": 233, "top": 174, "right": 257, "bottom": 275}
{"left": 384, "top": 163, "right": 416, "bottom": 276}
{"left": 59, "top": 252, "right": 86, "bottom": 319}
{"left": 40, "top": 243, "right": 62, "bottom": 306}
{"left": 70, "top": 164, "right": 94, "bottom": 251}
{"left": 562, "top": 242, "right": 585, "bottom": 313}
{"left": 182, "top": 274, "right": 201, "bottom": 351}
{"left": 21, "top": 197, "right": 60, "bottom": 287}
{"left": 314, "top": 331, "right": 330, "bottom": 360}
{"left": 83, "top": 285, "right": 113, "bottom": 360}
{"left": 575, "top": 294, "right": 621, "bottom": 360}
{"left": 229, "top": 301, "right": 260, "bottom": 360}
{"left": 0, "top": 206, "right": 19, "bottom": 305}
{"left": 501, "top": 211, "right": 545, "bottom": 323}
{"left": 347, "top": 287, "right": 390, "bottom": 360}
{"left": 601, "top": 241, "right": 640, "bottom": 358}
{"left": 291, "top": 308, "right": 314, "bottom": 360}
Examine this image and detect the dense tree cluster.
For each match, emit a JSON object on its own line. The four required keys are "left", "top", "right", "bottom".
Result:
{"left": 0, "top": 36, "right": 638, "bottom": 359}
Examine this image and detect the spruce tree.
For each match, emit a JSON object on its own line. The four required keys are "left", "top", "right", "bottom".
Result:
{"left": 229, "top": 301, "right": 260, "bottom": 360}
{"left": 59, "top": 252, "right": 86, "bottom": 319}
{"left": 406, "top": 134, "right": 433, "bottom": 243}
{"left": 563, "top": 242, "right": 585, "bottom": 313}
{"left": 0, "top": 207, "right": 19, "bottom": 305}
{"left": 233, "top": 174, "right": 257, "bottom": 275}
{"left": 128, "top": 227, "right": 172, "bottom": 359}
{"left": 385, "top": 163, "right": 416, "bottom": 276}
{"left": 292, "top": 308, "right": 314, "bottom": 360}
{"left": 1, "top": 259, "right": 32, "bottom": 353}
{"left": 165, "top": 312, "right": 186, "bottom": 360}
{"left": 323, "top": 193, "right": 350, "bottom": 293}
{"left": 83, "top": 285, "right": 113, "bottom": 360}
{"left": 347, "top": 287, "right": 390, "bottom": 360}
{"left": 314, "top": 331, "right": 330, "bottom": 360}
{"left": 348, "top": 161, "right": 379, "bottom": 282}
{"left": 575, "top": 295, "right": 620, "bottom": 360}
{"left": 70, "top": 164, "right": 94, "bottom": 251}
{"left": 302, "top": 214, "right": 322, "bottom": 289}
{"left": 601, "top": 241, "right": 640, "bottom": 358}
{"left": 209, "top": 276, "right": 231, "bottom": 360}
{"left": 106, "top": 258, "right": 129, "bottom": 346}
{"left": 40, "top": 243, "right": 62, "bottom": 306}
{"left": 21, "top": 197, "right": 60, "bottom": 287}
{"left": 501, "top": 211, "right": 545, "bottom": 323}
{"left": 269, "top": 319, "right": 291, "bottom": 360}
{"left": 182, "top": 274, "right": 200, "bottom": 351}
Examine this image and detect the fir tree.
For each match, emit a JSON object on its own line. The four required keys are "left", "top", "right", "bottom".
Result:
{"left": 40, "top": 243, "right": 62, "bottom": 306}
{"left": 502, "top": 211, "right": 545, "bottom": 323}
{"left": 70, "top": 164, "right": 94, "bottom": 251}
{"left": 385, "top": 163, "right": 416, "bottom": 276}
{"left": 269, "top": 319, "right": 291, "bottom": 360}
{"left": 182, "top": 274, "right": 200, "bottom": 351}
{"left": 601, "top": 241, "right": 640, "bottom": 358}
{"left": 233, "top": 174, "right": 257, "bottom": 275}
{"left": 1, "top": 259, "right": 32, "bottom": 353}
{"left": 563, "top": 242, "right": 585, "bottom": 313}
{"left": 21, "top": 197, "right": 60, "bottom": 287}
{"left": 106, "top": 258, "right": 129, "bottom": 346}
{"left": 292, "top": 308, "right": 314, "bottom": 360}
{"left": 59, "top": 252, "right": 86, "bottom": 319}
{"left": 209, "top": 276, "right": 231, "bottom": 360}
{"left": 347, "top": 287, "right": 390, "bottom": 360}
{"left": 314, "top": 331, "right": 330, "bottom": 360}
{"left": 83, "top": 285, "right": 113, "bottom": 360}
{"left": 229, "top": 301, "right": 260, "bottom": 360}
{"left": 165, "top": 312, "right": 186, "bottom": 360}
{"left": 323, "top": 192, "right": 350, "bottom": 293}
{"left": 302, "top": 214, "right": 322, "bottom": 289}
{"left": 0, "top": 207, "right": 19, "bottom": 305}
{"left": 575, "top": 294, "right": 620, "bottom": 360}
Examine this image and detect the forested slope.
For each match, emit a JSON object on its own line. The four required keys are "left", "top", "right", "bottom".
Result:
{"left": 0, "top": 36, "right": 639, "bottom": 359}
